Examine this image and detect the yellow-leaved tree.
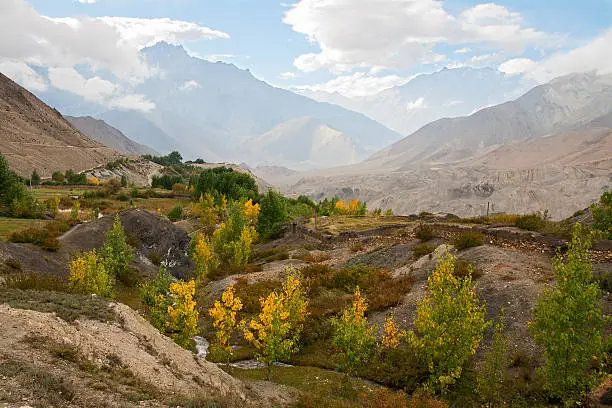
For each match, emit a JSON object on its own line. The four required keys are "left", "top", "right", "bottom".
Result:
{"left": 241, "top": 198, "right": 261, "bottom": 227}
{"left": 192, "top": 233, "right": 218, "bottom": 280}
{"left": 331, "top": 288, "right": 376, "bottom": 381}
{"left": 69, "top": 249, "right": 114, "bottom": 298}
{"left": 195, "top": 193, "right": 218, "bottom": 235}
{"left": 208, "top": 285, "right": 243, "bottom": 365}
{"left": 166, "top": 280, "right": 199, "bottom": 348}
{"left": 243, "top": 272, "right": 309, "bottom": 379}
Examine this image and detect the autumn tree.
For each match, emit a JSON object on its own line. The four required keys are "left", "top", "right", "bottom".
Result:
{"left": 243, "top": 273, "right": 309, "bottom": 379}
{"left": 382, "top": 314, "right": 406, "bottom": 350}
{"left": 70, "top": 201, "right": 80, "bottom": 221}
{"left": 529, "top": 223, "right": 606, "bottom": 405}
{"left": 167, "top": 280, "right": 200, "bottom": 348}
{"left": 208, "top": 285, "right": 243, "bottom": 365}
{"left": 407, "top": 253, "right": 488, "bottom": 391}
{"left": 69, "top": 249, "right": 114, "bottom": 297}
{"left": 241, "top": 198, "right": 261, "bottom": 226}
{"left": 194, "top": 193, "right": 218, "bottom": 234}
{"left": 331, "top": 289, "right": 376, "bottom": 380}
{"left": 101, "top": 214, "right": 134, "bottom": 283}
{"left": 192, "top": 233, "right": 218, "bottom": 280}
{"left": 139, "top": 267, "right": 199, "bottom": 348}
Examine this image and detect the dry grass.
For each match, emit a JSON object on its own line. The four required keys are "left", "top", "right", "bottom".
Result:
{"left": 305, "top": 216, "right": 412, "bottom": 235}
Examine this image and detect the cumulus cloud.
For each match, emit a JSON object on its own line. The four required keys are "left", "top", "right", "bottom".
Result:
{"left": 284, "top": 0, "right": 559, "bottom": 73}
{"left": 499, "top": 29, "right": 612, "bottom": 82}
{"left": 97, "top": 17, "right": 229, "bottom": 49}
{"left": 76, "top": 0, "right": 96, "bottom": 3}
{"left": 0, "top": 60, "right": 48, "bottom": 91}
{"left": 48, "top": 67, "right": 118, "bottom": 101}
{"left": 292, "top": 72, "right": 414, "bottom": 97}
{"left": 406, "top": 97, "right": 427, "bottom": 110}
{"left": 180, "top": 80, "right": 201, "bottom": 91}
{"left": 108, "top": 94, "right": 156, "bottom": 112}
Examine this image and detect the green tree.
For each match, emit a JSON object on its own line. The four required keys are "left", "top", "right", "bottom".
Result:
{"left": 592, "top": 190, "right": 611, "bottom": 239}
{"left": 212, "top": 203, "right": 256, "bottom": 269}
{"left": 331, "top": 288, "right": 376, "bottom": 380}
{"left": 407, "top": 253, "right": 488, "bottom": 391}
{"left": 51, "top": 170, "right": 65, "bottom": 183}
{"left": 0, "top": 153, "right": 31, "bottom": 217}
{"left": 101, "top": 214, "right": 134, "bottom": 283}
{"left": 120, "top": 174, "right": 128, "bottom": 187}
{"left": 477, "top": 310, "right": 510, "bottom": 407}
{"left": 258, "top": 190, "right": 288, "bottom": 239}
{"left": 529, "top": 223, "right": 607, "bottom": 405}
{"left": 31, "top": 170, "right": 40, "bottom": 186}
{"left": 139, "top": 266, "right": 175, "bottom": 330}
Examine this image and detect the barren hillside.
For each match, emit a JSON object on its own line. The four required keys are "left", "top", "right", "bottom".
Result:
{"left": 0, "top": 72, "right": 123, "bottom": 178}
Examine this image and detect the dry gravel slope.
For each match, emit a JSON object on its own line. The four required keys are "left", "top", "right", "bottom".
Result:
{"left": 0, "top": 72, "right": 123, "bottom": 177}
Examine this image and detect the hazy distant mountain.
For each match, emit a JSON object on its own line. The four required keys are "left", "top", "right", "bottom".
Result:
{"left": 0, "top": 72, "right": 122, "bottom": 178}
{"left": 123, "top": 42, "right": 402, "bottom": 164}
{"left": 98, "top": 110, "right": 184, "bottom": 156}
{"left": 369, "top": 72, "right": 612, "bottom": 169}
{"left": 243, "top": 116, "right": 362, "bottom": 169}
{"left": 299, "top": 67, "right": 528, "bottom": 136}
{"left": 66, "top": 116, "right": 158, "bottom": 156}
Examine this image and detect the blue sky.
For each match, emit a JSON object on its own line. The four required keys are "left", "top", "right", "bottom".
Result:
{"left": 1, "top": 0, "right": 609, "bottom": 106}
{"left": 25, "top": 0, "right": 611, "bottom": 89}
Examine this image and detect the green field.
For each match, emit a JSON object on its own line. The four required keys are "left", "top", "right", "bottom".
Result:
{"left": 0, "top": 217, "right": 53, "bottom": 241}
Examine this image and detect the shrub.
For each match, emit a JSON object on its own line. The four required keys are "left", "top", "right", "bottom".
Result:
{"left": 452, "top": 231, "right": 484, "bottom": 250}
{"left": 167, "top": 205, "right": 184, "bottom": 221}
{"left": 116, "top": 193, "right": 129, "bottom": 202}
{"left": 349, "top": 241, "right": 364, "bottom": 252}
{"left": 529, "top": 224, "right": 606, "bottom": 405}
{"left": 453, "top": 260, "right": 483, "bottom": 279}
{"left": 9, "top": 227, "right": 48, "bottom": 244}
{"left": 51, "top": 171, "right": 65, "bottom": 183}
{"left": 258, "top": 190, "right": 288, "bottom": 240}
{"left": 591, "top": 191, "right": 611, "bottom": 239}
{"left": 413, "top": 243, "right": 435, "bottom": 258}
{"left": 477, "top": 311, "right": 511, "bottom": 407}
{"left": 212, "top": 204, "right": 256, "bottom": 270}
{"left": 415, "top": 224, "right": 435, "bottom": 242}
{"left": 41, "top": 237, "right": 61, "bottom": 252}
{"left": 2, "top": 272, "right": 67, "bottom": 292}
{"left": 172, "top": 183, "right": 187, "bottom": 193}
{"left": 514, "top": 214, "right": 546, "bottom": 232}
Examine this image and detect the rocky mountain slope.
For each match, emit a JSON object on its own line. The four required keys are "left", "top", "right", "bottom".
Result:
{"left": 369, "top": 72, "right": 612, "bottom": 168}
{"left": 300, "top": 67, "right": 527, "bottom": 136}
{"left": 66, "top": 116, "right": 158, "bottom": 156}
{"left": 0, "top": 72, "right": 123, "bottom": 178}
{"left": 277, "top": 73, "right": 612, "bottom": 219}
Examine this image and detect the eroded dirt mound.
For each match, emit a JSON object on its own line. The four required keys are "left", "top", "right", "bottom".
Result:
{"left": 61, "top": 209, "right": 194, "bottom": 278}
{"left": 0, "top": 297, "right": 287, "bottom": 407}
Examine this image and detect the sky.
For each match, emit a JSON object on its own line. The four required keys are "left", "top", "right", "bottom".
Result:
{"left": 0, "top": 0, "right": 610, "bottom": 103}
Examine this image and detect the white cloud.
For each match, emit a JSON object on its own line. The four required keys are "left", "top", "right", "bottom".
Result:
{"left": 108, "top": 94, "right": 156, "bottom": 112}
{"left": 280, "top": 72, "right": 297, "bottom": 79}
{"left": 48, "top": 67, "right": 118, "bottom": 102}
{"left": 497, "top": 30, "right": 612, "bottom": 83}
{"left": 0, "top": 60, "right": 48, "bottom": 91}
{"left": 180, "top": 80, "right": 201, "bottom": 91}
{"left": 97, "top": 17, "right": 229, "bottom": 49}
{"left": 292, "top": 72, "right": 414, "bottom": 97}
{"left": 406, "top": 97, "right": 426, "bottom": 110}
{"left": 455, "top": 47, "right": 471, "bottom": 54}
{"left": 76, "top": 0, "right": 96, "bottom": 3}
{"left": 498, "top": 57, "right": 537, "bottom": 76}
{"left": 284, "top": 0, "right": 558, "bottom": 73}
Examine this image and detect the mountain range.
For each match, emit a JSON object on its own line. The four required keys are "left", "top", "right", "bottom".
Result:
{"left": 298, "top": 67, "right": 530, "bottom": 137}
{"left": 258, "top": 72, "right": 612, "bottom": 219}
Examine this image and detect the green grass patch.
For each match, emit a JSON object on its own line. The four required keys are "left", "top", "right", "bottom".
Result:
{"left": 0, "top": 217, "right": 53, "bottom": 241}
